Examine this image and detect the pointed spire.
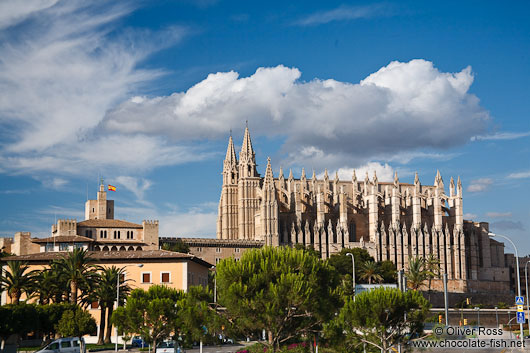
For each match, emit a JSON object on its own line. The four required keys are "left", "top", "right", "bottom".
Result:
{"left": 240, "top": 126, "right": 255, "bottom": 160}
{"left": 457, "top": 176, "right": 462, "bottom": 197}
{"left": 334, "top": 170, "right": 339, "bottom": 182}
{"left": 373, "top": 170, "right": 378, "bottom": 184}
{"left": 224, "top": 135, "right": 238, "bottom": 166}
{"left": 324, "top": 168, "right": 329, "bottom": 180}
{"left": 279, "top": 166, "right": 284, "bottom": 179}
{"left": 264, "top": 157, "right": 274, "bottom": 182}
{"left": 365, "top": 171, "right": 369, "bottom": 183}
{"left": 288, "top": 168, "right": 293, "bottom": 181}
{"left": 352, "top": 169, "right": 357, "bottom": 183}
{"left": 414, "top": 171, "right": 419, "bottom": 185}
{"left": 393, "top": 171, "right": 399, "bottom": 187}
{"left": 312, "top": 169, "right": 316, "bottom": 181}
{"left": 301, "top": 167, "right": 306, "bottom": 179}
{"left": 450, "top": 176, "right": 455, "bottom": 196}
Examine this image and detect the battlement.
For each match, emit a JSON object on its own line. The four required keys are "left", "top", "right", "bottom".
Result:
{"left": 55, "top": 219, "right": 78, "bottom": 236}
{"left": 142, "top": 220, "right": 159, "bottom": 226}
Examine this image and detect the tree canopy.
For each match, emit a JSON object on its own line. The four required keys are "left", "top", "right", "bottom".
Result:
{"left": 216, "top": 246, "right": 341, "bottom": 352}
{"left": 327, "top": 287, "right": 430, "bottom": 352}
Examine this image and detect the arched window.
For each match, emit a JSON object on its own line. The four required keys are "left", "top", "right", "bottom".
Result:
{"left": 100, "top": 230, "right": 104, "bottom": 238}
{"left": 114, "top": 231, "right": 117, "bottom": 239}
{"left": 104, "top": 230, "right": 107, "bottom": 238}
{"left": 117, "top": 231, "right": 121, "bottom": 239}
{"left": 130, "top": 231, "right": 134, "bottom": 239}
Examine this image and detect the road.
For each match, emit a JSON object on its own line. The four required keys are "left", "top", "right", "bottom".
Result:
{"left": 94, "top": 344, "right": 252, "bottom": 353}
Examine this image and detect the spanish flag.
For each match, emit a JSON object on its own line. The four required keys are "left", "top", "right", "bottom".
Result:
{"left": 108, "top": 185, "right": 116, "bottom": 192}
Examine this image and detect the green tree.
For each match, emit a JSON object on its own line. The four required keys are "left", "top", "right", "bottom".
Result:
{"left": 328, "top": 287, "right": 430, "bottom": 352}
{"left": 56, "top": 248, "right": 98, "bottom": 304}
{"left": 406, "top": 257, "right": 427, "bottom": 290}
{"left": 161, "top": 239, "right": 190, "bottom": 254}
{"left": 175, "top": 285, "right": 217, "bottom": 348}
{"left": 57, "top": 308, "right": 96, "bottom": 353}
{"left": 359, "top": 261, "right": 383, "bottom": 285}
{"left": 327, "top": 248, "right": 373, "bottom": 281}
{"left": 0, "top": 304, "right": 39, "bottom": 349}
{"left": 89, "top": 266, "right": 131, "bottom": 344}
{"left": 217, "top": 246, "right": 341, "bottom": 353}
{"left": 424, "top": 254, "right": 441, "bottom": 297}
{"left": 1, "top": 261, "right": 36, "bottom": 304}
{"left": 379, "top": 260, "right": 397, "bottom": 283}
{"left": 37, "top": 303, "right": 78, "bottom": 341}
{"left": 112, "top": 285, "right": 184, "bottom": 353}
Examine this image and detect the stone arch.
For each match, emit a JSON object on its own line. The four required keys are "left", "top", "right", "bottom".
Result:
{"left": 127, "top": 246, "right": 135, "bottom": 251}
{"left": 93, "top": 245, "right": 101, "bottom": 251}
{"left": 102, "top": 246, "right": 109, "bottom": 251}
{"left": 119, "top": 246, "right": 126, "bottom": 251}
{"left": 136, "top": 246, "right": 143, "bottom": 251}
{"left": 111, "top": 246, "right": 118, "bottom": 251}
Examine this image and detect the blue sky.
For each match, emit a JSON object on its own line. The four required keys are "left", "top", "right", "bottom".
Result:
{"left": 0, "top": 0, "right": 529, "bottom": 255}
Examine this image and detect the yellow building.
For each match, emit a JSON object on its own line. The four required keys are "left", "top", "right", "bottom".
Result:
{"left": 1, "top": 250, "right": 212, "bottom": 342}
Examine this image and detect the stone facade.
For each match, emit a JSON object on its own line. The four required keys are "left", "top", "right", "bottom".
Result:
{"left": 216, "top": 127, "right": 511, "bottom": 293}
{"left": 3, "top": 183, "right": 159, "bottom": 255}
{"left": 160, "top": 237, "right": 264, "bottom": 266}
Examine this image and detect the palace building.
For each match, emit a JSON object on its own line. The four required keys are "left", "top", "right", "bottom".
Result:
{"left": 215, "top": 127, "right": 511, "bottom": 293}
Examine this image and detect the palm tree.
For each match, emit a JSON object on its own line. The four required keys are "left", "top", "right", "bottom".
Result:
{"left": 86, "top": 266, "right": 131, "bottom": 345}
{"left": 425, "top": 253, "right": 441, "bottom": 299}
{"left": 406, "top": 256, "right": 427, "bottom": 290}
{"left": 56, "top": 248, "right": 97, "bottom": 304}
{"left": 1, "top": 261, "right": 36, "bottom": 304}
{"left": 360, "top": 261, "right": 383, "bottom": 284}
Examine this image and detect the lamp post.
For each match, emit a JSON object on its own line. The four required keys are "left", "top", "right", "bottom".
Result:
{"left": 488, "top": 232, "right": 523, "bottom": 346}
{"left": 115, "top": 264, "right": 143, "bottom": 352}
{"left": 524, "top": 260, "right": 530, "bottom": 324}
{"left": 346, "top": 253, "right": 356, "bottom": 300}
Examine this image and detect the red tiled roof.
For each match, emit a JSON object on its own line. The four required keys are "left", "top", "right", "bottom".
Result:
{"left": 2, "top": 250, "right": 212, "bottom": 268}
{"left": 32, "top": 235, "right": 94, "bottom": 243}
{"left": 77, "top": 219, "right": 143, "bottom": 228}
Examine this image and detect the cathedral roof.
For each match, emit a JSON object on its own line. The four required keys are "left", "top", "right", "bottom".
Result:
{"left": 32, "top": 235, "right": 94, "bottom": 243}
{"left": 77, "top": 219, "right": 143, "bottom": 228}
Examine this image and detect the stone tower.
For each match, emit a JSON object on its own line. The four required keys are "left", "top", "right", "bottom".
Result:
{"left": 217, "top": 135, "right": 239, "bottom": 239}
{"left": 85, "top": 181, "right": 114, "bottom": 220}
{"left": 237, "top": 126, "right": 261, "bottom": 239}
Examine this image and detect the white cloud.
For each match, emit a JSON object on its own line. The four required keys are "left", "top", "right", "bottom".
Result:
{"left": 318, "top": 162, "right": 395, "bottom": 182}
{"left": 467, "top": 178, "right": 493, "bottom": 193}
{"left": 105, "top": 60, "right": 488, "bottom": 171}
{"left": 0, "top": 0, "right": 59, "bottom": 29}
{"left": 115, "top": 176, "right": 152, "bottom": 200}
{"left": 294, "top": 4, "right": 390, "bottom": 26}
{"left": 507, "top": 171, "right": 530, "bottom": 179}
{"left": 463, "top": 213, "right": 477, "bottom": 220}
{"left": 115, "top": 204, "right": 217, "bottom": 238}
{"left": 471, "top": 131, "right": 530, "bottom": 141}
{"left": 41, "top": 177, "right": 68, "bottom": 189}
{"left": 0, "top": 1, "right": 189, "bottom": 176}
{"left": 486, "top": 212, "right": 512, "bottom": 218}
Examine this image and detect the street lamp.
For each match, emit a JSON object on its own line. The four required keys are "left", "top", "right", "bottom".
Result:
{"left": 115, "top": 264, "right": 143, "bottom": 352}
{"left": 488, "top": 232, "right": 523, "bottom": 346}
{"left": 346, "top": 253, "right": 356, "bottom": 300}
{"left": 524, "top": 260, "right": 530, "bottom": 324}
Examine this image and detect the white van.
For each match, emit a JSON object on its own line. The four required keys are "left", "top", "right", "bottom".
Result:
{"left": 36, "top": 338, "right": 83, "bottom": 353}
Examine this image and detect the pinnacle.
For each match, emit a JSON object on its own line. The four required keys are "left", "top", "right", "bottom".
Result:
{"left": 288, "top": 169, "right": 293, "bottom": 180}
{"left": 394, "top": 171, "right": 399, "bottom": 186}
{"left": 334, "top": 170, "right": 339, "bottom": 181}
{"left": 224, "top": 135, "right": 238, "bottom": 166}
{"left": 264, "top": 157, "right": 274, "bottom": 181}
{"left": 312, "top": 169, "right": 316, "bottom": 180}
{"left": 301, "top": 168, "right": 306, "bottom": 179}
{"left": 240, "top": 126, "right": 255, "bottom": 160}
{"left": 414, "top": 172, "right": 419, "bottom": 185}
{"left": 352, "top": 169, "right": 357, "bottom": 181}
{"left": 279, "top": 166, "right": 284, "bottom": 178}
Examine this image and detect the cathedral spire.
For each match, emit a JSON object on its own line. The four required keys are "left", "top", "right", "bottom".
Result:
{"left": 414, "top": 171, "right": 419, "bottom": 185}
{"left": 223, "top": 135, "right": 238, "bottom": 184}
{"left": 264, "top": 157, "right": 274, "bottom": 183}
{"left": 238, "top": 125, "right": 258, "bottom": 178}
{"left": 224, "top": 135, "right": 238, "bottom": 166}
{"left": 279, "top": 166, "right": 284, "bottom": 179}
{"left": 393, "top": 171, "right": 399, "bottom": 187}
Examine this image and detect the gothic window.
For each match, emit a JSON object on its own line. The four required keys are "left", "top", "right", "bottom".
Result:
{"left": 349, "top": 222, "right": 356, "bottom": 242}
